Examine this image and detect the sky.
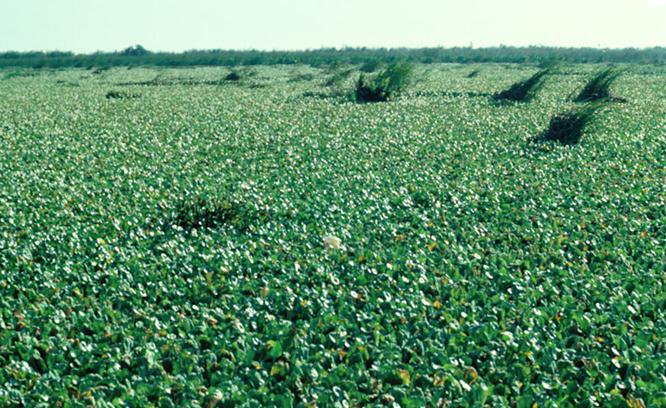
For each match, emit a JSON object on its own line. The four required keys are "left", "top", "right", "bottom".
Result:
{"left": 0, "top": 0, "right": 665, "bottom": 53}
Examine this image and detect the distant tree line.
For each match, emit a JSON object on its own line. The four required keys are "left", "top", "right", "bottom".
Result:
{"left": 1, "top": 45, "right": 664, "bottom": 68}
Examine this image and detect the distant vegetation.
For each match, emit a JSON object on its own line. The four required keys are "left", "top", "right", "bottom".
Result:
{"left": 1, "top": 46, "right": 665, "bottom": 69}
{"left": 119, "top": 45, "right": 151, "bottom": 57}
{"left": 359, "top": 60, "right": 383, "bottom": 73}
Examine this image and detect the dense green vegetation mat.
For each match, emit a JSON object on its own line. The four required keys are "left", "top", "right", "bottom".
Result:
{"left": 0, "top": 64, "right": 664, "bottom": 406}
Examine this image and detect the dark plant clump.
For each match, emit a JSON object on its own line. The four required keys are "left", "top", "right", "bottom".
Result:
{"left": 493, "top": 67, "right": 551, "bottom": 102}
{"left": 171, "top": 196, "right": 243, "bottom": 231}
{"left": 574, "top": 67, "right": 624, "bottom": 102}
{"left": 105, "top": 90, "right": 141, "bottom": 99}
{"left": 538, "top": 103, "right": 603, "bottom": 145}
{"left": 355, "top": 62, "right": 413, "bottom": 103}
{"left": 225, "top": 71, "right": 242, "bottom": 81}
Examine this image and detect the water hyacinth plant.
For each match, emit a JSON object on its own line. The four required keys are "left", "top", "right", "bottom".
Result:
{"left": 0, "top": 63, "right": 664, "bottom": 407}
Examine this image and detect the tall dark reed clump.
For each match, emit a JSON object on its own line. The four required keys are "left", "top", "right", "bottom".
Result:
{"left": 574, "top": 66, "right": 624, "bottom": 102}
{"left": 493, "top": 67, "right": 552, "bottom": 102}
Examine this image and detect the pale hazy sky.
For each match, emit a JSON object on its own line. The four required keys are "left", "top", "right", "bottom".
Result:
{"left": 1, "top": 0, "right": 664, "bottom": 52}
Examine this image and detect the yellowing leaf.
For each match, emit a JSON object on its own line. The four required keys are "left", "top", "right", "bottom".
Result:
{"left": 626, "top": 395, "right": 646, "bottom": 408}
{"left": 270, "top": 364, "right": 284, "bottom": 376}
{"left": 397, "top": 369, "right": 411, "bottom": 385}
{"left": 464, "top": 366, "right": 478, "bottom": 383}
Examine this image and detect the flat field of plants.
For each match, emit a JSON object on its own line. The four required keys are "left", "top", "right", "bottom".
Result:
{"left": 0, "top": 63, "right": 664, "bottom": 407}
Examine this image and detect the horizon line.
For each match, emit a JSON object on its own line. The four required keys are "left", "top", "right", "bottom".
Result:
{"left": 2, "top": 44, "right": 665, "bottom": 55}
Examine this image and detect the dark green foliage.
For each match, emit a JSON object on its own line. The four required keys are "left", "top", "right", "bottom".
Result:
{"left": 1, "top": 47, "right": 665, "bottom": 69}
{"left": 575, "top": 66, "right": 624, "bottom": 102}
{"left": 171, "top": 196, "right": 244, "bottom": 231}
{"left": 105, "top": 90, "right": 141, "bottom": 99}
{"left": 359, "top": 60, "right": 382, "bottom": 73}
{"left": 224, "top": 71, "right": 241, "bottom": 81}
{"left": 493, "top": 67, "right": 551, "bottom": 102}
{"left": 120, "top": 45, "right": 151, "bottom": 57}
{"left": 538, "top": 103, "right": 603, "bottom": 145}
{"left": 355, "top": 62, "right": 413, "bottom": 103}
